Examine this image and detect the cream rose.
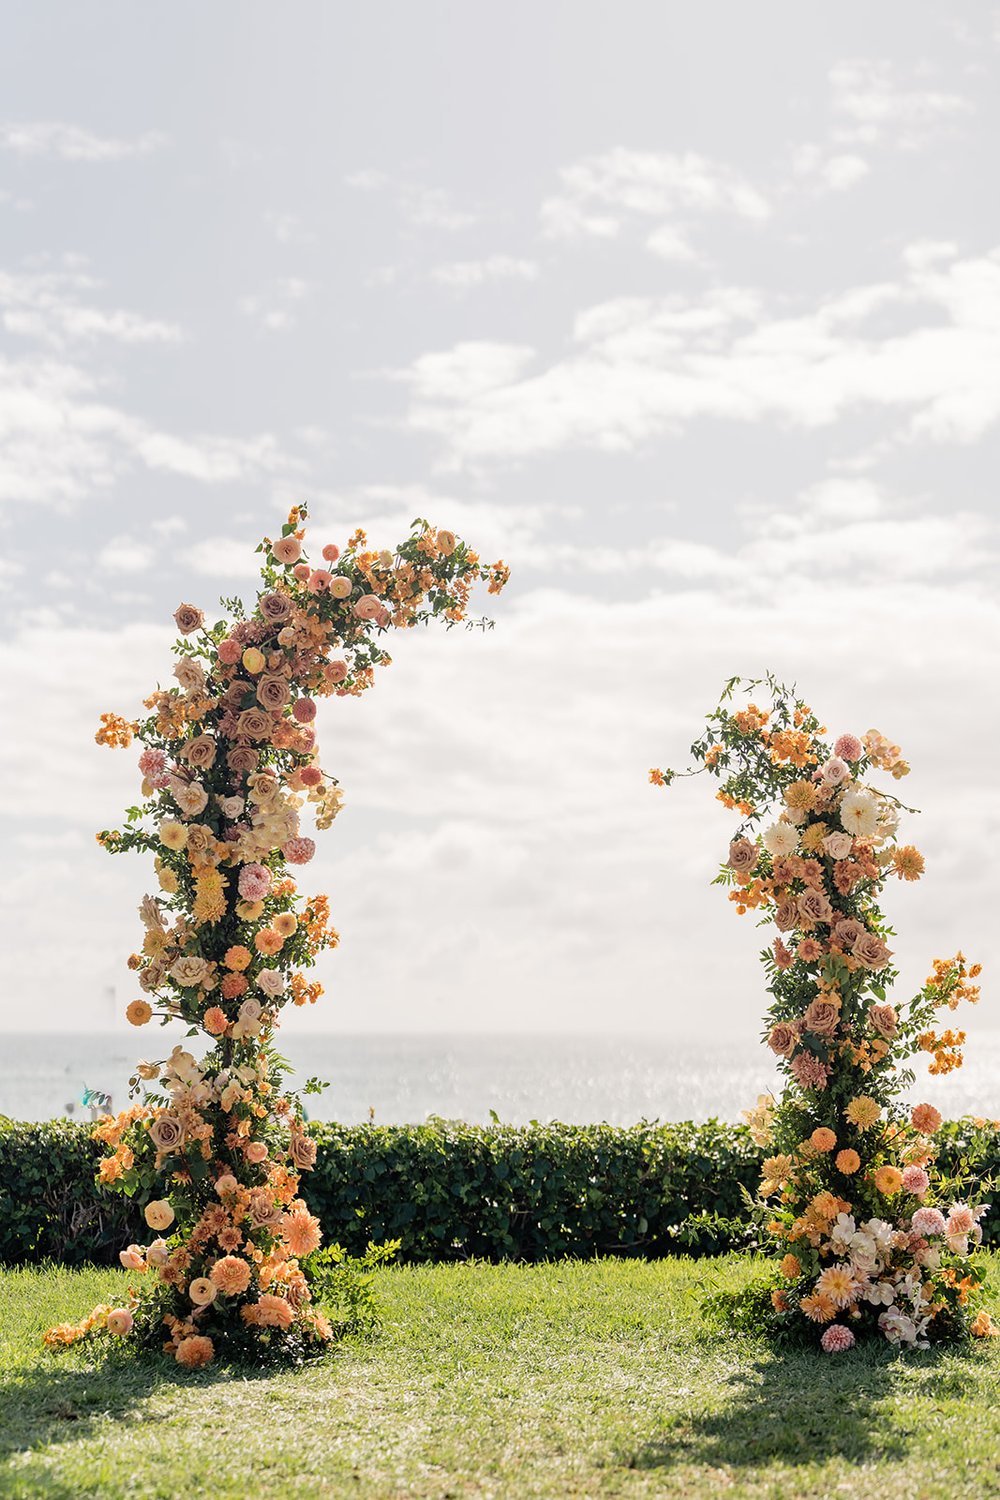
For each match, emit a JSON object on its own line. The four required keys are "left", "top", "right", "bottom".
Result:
{"left": 170, "top": 955, "right": 210, "bottom": 988}
{"left": 823, "top": 832, "right": 853, "bottom": 860}
{"left": 169, "top": 778, "right": 209, "bottom": 818}
{"left": 257, "top": 969, "right": 285, "bottom": 997}
{"left": 174, "top": 658, "right": 207, "bottom": 694}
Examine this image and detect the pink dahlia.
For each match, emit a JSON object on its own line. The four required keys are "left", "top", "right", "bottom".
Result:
{"left": 238, "top": 863, "right": 272, "bottom": 901}
{"left": 217, "top": 637, "right": 242, "bottom": 666}
{"left": 901, "top": 1165, "right": 930, "bottom": 1198}
{"left": 911, "top": 1207, "right": 947, "bottom": 1238}
{"left": 947, "top": 1204, "right": 976, "bottom": 1236}
{"left": 138, "top": 748, "right": 170, "bottom": 788}
{"left": 283, "top": 837, "right": 316, "bottom": 865}
{"left": 834, "top": 734, "right": 863, "bottom": 762}
{"left": 820, "top": 1323, "right": 856, "bottom": 1354}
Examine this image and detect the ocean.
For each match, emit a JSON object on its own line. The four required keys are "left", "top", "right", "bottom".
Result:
{"left": 3, "top": 1031, "right": 998, "bottom": 1127}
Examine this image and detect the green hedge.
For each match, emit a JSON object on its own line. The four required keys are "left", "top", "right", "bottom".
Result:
{"left": 1, "top": 1116, "right": 996, "bottom": 1266}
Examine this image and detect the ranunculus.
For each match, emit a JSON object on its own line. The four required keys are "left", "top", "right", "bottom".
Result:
{"left": 322, "top": 543, "right": 340, "bottom": 562}
{"left": 174, "top": 602, "right": 205, "bottom": 635}
{"left": 144, "top": 1199, "right": 175, "bottom": 1231}
{"left": 272, "top": 536, "right": 302, "bottom": 565}
{"left": 767, "top": 1022, "right": 797, "bottom": 1057}
{"left": 189, "top": 1277, "right": 217, "bottom": 1307}
{"left": 215, "top": 1174, "right": 238, "bottom": 1196}
{"left": 119, "top": 1244, "right": 146, "bottom": 1271}
{"left": 852, "top": 931, "right": 891, "bottom": 969}
{"left": 148, "top": 1113, "right": 185, "bottom": 1154}
{"left": 436, "top": 529, "right": 456, "bottom": 555}
{"left": 170, "top": 955, "right": 210, "bottom": 988}
{"left": 146, "top": 1238, "right": 169, "bottom": 1267}
{"left": 185, "top": 734, "right": 218, "bottom": 770}
{"left": 308, "top": 569, "right": 333, "bottom": 592}
{"left": 329, "top": 575, "right": 353, "bottom": 599}
{"left": 107, "top": 1308, "right": 134, "bottom": 1336}
{"left": 727, "top": 837, "right": 758, "bottom": 876}
{"left": 325, "top": 659, "right": 348, "bottom": 684}
{"left": 292, "top": 697, "right": 317, "bottom": 723}
{"left": 353, "top": 593, "right": 383, "bottom": 621}
{"left": 245, "top": 1140, "right": 269, "bottom": 1165}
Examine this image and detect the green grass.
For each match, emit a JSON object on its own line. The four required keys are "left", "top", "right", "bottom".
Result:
{"left": 3, "top": 1255, "right": 1000, "bottom": 1499}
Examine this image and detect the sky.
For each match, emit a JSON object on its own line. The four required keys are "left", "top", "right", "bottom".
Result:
{"left": 0, "top": 2, "right": 998, "bottom": 1045}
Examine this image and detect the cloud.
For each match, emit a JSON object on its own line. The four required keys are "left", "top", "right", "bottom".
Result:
{"left": 0, "top": 122, "right": 166, "bottom": 161}
{"left": 830, "top": 60, "right": 972, "bottom": 146}
{"left": 238, "top": 277, "right": 309, "bottom": 333}
{"left": 345, "top": 171, "right": 478, "bottom": 230}
{"left": 396, "top": 246, "right": 1000, "bottom": 465}
{"left": 431, "top": 256, "right": 539, "bottom": 289}
{"left": 0, "top": 267, "right": 182, "bottom": 349}
{"left": 791, "top": 144, "right": 871, "bottom": 194}
{"left": 541, "top": 148, "right": 770, "bottom": 247}
{"left": 3, "top": 503, "right": 997, "bottom": 1039}
{"left": 97, "top": 534, "right": 155, "bottom": 573}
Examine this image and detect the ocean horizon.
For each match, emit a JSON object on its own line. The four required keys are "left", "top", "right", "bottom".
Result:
{"left": 3, "top": 1030, "right": 999, "bottom": 1128}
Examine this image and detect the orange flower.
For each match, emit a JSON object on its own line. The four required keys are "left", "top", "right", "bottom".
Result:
{"left": 873, "top": 1165, "right": 903, "bottom": 1196}
{"left": 281, "top": 1208, "right": 322, "bottom": 1258}
{"left": 254, "top": 928, "right": 284, "bottom": 956}
{"left": 780, "top": 1254, "right": 801, "bottom": 1279}
{"left": 175, "top": 1335, "right": 214, "bottom": 1368}
{"left": 126, "top": 999, "right": 153, "bottom": 1027}
{"left": 810, "top": 1128, "right": 837, "bottom": 1153}
{"left": 203, "top": 1007, "right": 229, "bottom": 1037}
{"left": 220, "top": 972, "right": 248, "bottom": 1000}
{"left": 273, "top": 912, "right": 298, "bottom": 938}
{"left": 210, "top": 1255, "right": 253, "bottom": 1296}
{"left": 972, "top": 1311, "right": 999, "bottom": 1338}
{"left": 800, "top": 1293, "right": 836, "bottom": 1323}
{"left": 893, "top": 845, "right": 925, "bottom": 881}
{"left": 835, "top": 1149, "right": 861, "bottom": 1175}
{"left": 95, "top": 712, "right": 136, "bottom": 748}
{"left": 224, "top": 946, "right": 252, "bottom": 972}
{"left": 649, "top": 768, "right": 666, "bottom": 786}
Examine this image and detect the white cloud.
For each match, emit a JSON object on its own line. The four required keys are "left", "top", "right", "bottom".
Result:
{"left": 97, "top": 534, "right": 155, "bottom": 573}
{"left": 0, "top": 122, "right": 166, "bottom": 161}
{"left": 541, "top": 148, "right": 770, "bottom": 244}
{"left": 238, "top": 277, "right": 309, "bottom": 333}
{"left": 830, "top": 60, "right": 972, "bottom": 146}
{"left": 397, "top": 246, "right": 1000, "bottom": 464}
{"left": 645, "top": 225, "right": 698, "bottom": 262}
{"left": 792, "top": 144, "right": 871, "bottom": 193}
{"left": 345, "top": 171, "right": 478, "bottom": 230}
{"left": 431, "top": 256, "right": 539, "bottom": 289}
{"left": 0, "top": 268, "right": 182, "bottom": 349}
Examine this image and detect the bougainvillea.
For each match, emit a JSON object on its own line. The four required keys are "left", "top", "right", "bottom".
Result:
{"left": 45, "top": 506, "right": 508, "bottom": 1365}
{"left": 652, "top": 674, "right": 994, "bottom": 1350}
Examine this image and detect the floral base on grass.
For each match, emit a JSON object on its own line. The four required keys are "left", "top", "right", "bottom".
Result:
{"left": 654, "top": 674, "right": 996, "bottom": 1352}
{"left": 44, "top": 506, "right": 507, "bottom": 1367}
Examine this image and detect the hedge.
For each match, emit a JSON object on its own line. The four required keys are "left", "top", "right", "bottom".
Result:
{"left": 1, "top": 1116, "right": 997, "bottom": 1266}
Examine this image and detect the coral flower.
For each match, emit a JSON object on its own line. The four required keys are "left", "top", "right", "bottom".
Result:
{"left": 106, "top": 1308, "right": 133, "bottom": 1336}
{"left": 282, "top": 1208, "right": 322, "bottom": 1257}
{"left": 911, "top": 1103, "right": 943, "bottom": 1136}
{"left": 203, "top": 1006, "right": 228, "bottom": 1036}
{"left": 210, "top": 1256, "right": 253, "bottom": 1296}
{"left": 224, "top": 945, "right": 253, "bottom": 971}
{"left": 126, "top": 1000, "right": 153, "bottom": 1027}
{"left": 252, "top": 1294, "right": 295, "bottom": 1330}
{"left": 821, "top": 1323, "right": 856, "bottom": 1353}
{"left": 972, "top": 1311, "right": 999, "bottom": 1338}
{"left": 835, "top": 1149, "right": 861, "bottom": 1175}
{"left": 175, "top": 1335, "right": 214, "bottom": 1368}
{"left": 780, "top": 1254, "right": 801, "bottom": 1279}
{"left": 220, "top": 972, "right": 248, "bottom": 1000}
{"left": 810, "top": 1127, "right": 837, "bottom": 1153}
{"left": 901, "top": 1165, "right": 930, "bottom": 1198}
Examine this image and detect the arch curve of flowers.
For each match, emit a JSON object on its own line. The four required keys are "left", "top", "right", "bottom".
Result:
{"left": 45, "top": 505, "right": 508, "bottom": 1367}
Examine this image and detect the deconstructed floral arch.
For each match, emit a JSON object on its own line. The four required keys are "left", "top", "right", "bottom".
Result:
{"left": 45, "top": 505, "right": 508, "bottom": 1367}
{"left": 653, "top": 675, "right": 993, "bottom": 1352}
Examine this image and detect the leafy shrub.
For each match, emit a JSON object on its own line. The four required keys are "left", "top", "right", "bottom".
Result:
{"left": 2, "top": 1114, "right": 996, "bottom": 1266}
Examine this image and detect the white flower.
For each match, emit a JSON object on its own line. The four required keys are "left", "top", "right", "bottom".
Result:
{"left": 839, "top": 788, "right": 880, "bottom": 838}
{"left": 879, "top": 1307, "right": 918, "bottom": 1345}
{"left": 863, "top": 1280, "right": 896, "bottom": 1306}
{"left": 763, "top": 821, "right": 799, "bottom": 857}
{"left": 829, "top": 1213, "right": 856, "bottom": 1256}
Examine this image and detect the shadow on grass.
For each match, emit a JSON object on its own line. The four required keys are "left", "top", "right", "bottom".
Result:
{"left": 0, "top": 1346, "right": 312, "bottom": 1478}
{"left": 621, "top": 1341, "right": 979, "bottom": 1474}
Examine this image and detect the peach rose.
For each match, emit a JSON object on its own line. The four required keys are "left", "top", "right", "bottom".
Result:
{"left": 245, "top": 1140, "right": 269, "bottom": 1165}
{"left": 289, "top": 1132, "right": 317, "bottom": 1170}
{"left": 174, "top": 658, "right": 207, "bottom": 694}
{"left": 174, "top": 602, "right": 205, "bottom": 635}
{"left": 185, "top": 734, "right": 218, "bottom": 770}
{"left": 774, "top": 898, "right": 798, "bottom": 933}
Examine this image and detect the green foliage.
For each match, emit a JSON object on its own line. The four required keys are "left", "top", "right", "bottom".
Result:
{"left": 3, "top": 1114, "right": 999, "bottom": 1267}
{"left": 302, "top": 1237, "right": 400, "bottom": 1334}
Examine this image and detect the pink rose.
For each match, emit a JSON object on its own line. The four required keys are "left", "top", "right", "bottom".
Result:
{"left": 821, "top": 757, "right": 851, "bottom": 786}
{"left": 823, "top": 832, "right": 853, "bottom": 860}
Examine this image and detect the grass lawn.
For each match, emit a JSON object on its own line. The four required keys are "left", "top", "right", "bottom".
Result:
{"left": 3, "top": 1255, "right": 1000, "bottom": 1499}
